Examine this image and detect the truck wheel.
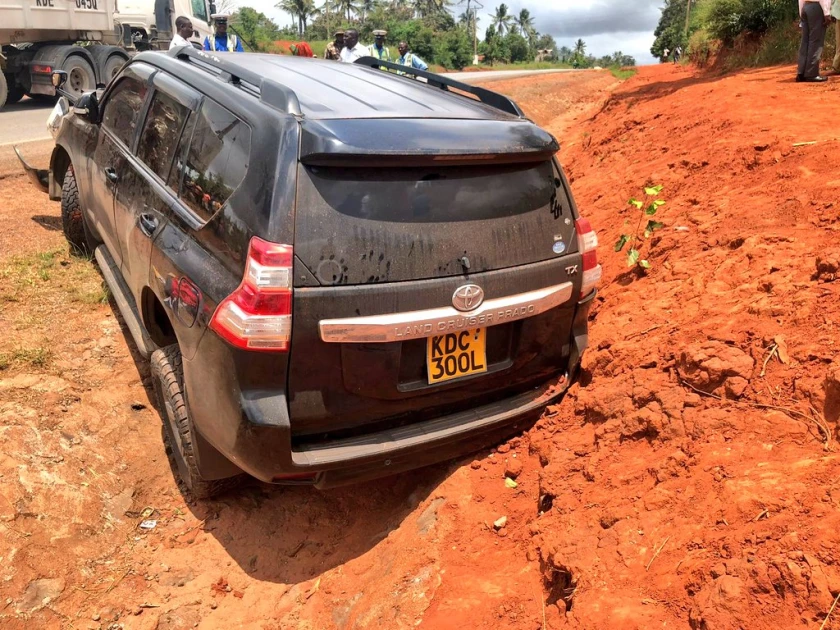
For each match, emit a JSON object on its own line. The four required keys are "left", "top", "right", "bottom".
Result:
{"left": 0, "top": 73, "right": 7, "bottom": 110}
{"left": 63, "top": 56, "right": 96, "bottom": 100}
{"left": 100, "top": 54, "right": 127, "bottom": 85}
{"left": 61, "top": 165, "right": 92, "bottom": 255}
{"left": 151, "top": 344, "right": 242, "bottom": 499}
{"left": 5, "top": 75, "right": 24, "bottom": 105}
{"left": 90, "top": 47, "right": 128, "bottom": 86}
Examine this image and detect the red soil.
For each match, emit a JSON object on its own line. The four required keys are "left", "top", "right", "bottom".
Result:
{"left": 4, "top": 63, "right": 840, "bottom": 629}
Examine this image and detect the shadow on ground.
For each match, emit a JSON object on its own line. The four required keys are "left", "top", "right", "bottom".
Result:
{"left": 106, "top": 286, "right": 449, "bottom": 586}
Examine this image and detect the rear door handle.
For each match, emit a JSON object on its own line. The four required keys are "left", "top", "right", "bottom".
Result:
{"left": 104, "top": 167, "right": 119, "bottom": 183}
{"left": 139, "top": 212, "right": 159, "bottom": 237}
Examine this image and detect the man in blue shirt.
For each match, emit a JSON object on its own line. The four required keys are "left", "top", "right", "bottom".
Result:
{"left": 203, "top": 15, "right": 244, "bottom": 52}
{"left": 397, "top": 41, "right": 428, "bottom": 71}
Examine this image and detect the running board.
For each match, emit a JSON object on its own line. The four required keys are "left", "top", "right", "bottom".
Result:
{"left": 94, "top": 246, "right": 158, "bottom": 359}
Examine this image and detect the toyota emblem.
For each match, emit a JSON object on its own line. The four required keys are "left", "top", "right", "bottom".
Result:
{"left": 452, "top": 284, "right": 485, "bottom": 312}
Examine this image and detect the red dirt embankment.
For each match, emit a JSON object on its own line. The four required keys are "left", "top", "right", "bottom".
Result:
{"left": 4, "top": 64, "right": 840, "bottom": 630}
{"left": 492, "top": 64, "right": 840, "bottom": 628}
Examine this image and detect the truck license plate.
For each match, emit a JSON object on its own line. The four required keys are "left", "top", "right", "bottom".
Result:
{"left": 426, "top": 328, "right": 487, "bottom": 384}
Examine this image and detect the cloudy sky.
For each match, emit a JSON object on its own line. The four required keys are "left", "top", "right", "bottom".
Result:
{"left": 247, "top": 0, "right": 664, "bottom": 65}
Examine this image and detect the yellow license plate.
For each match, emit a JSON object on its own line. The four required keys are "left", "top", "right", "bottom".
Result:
{"left": 426, "top": 328, "right": 488, "bottom": 384}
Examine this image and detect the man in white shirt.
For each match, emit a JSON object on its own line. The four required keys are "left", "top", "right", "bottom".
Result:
{"left": 798, "top": 0, "right": 832, "bottom": 82}
{"left": 339, "top": 29, "right": 368, "bottom": 63}
{"left": 169, "top": 16, "right": 194, "bottom": 50}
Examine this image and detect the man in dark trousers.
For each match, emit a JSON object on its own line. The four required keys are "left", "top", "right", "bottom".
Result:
{"left": 798, "top": 0, "right": 832, "bottom": 82}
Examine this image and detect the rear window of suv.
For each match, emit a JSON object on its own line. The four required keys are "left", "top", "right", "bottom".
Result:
{"left": 177, "top": 99, "right": 251, "bottom": 224}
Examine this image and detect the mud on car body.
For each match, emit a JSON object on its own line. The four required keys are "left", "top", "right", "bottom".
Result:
{"left": 21, "top": 50, "right": 601, "bottom": 497}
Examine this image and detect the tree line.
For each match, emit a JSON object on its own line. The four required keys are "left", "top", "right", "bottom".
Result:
{"left": 230, "top": 1, "right": 634, "bottom": 70}
{"left": 652, "top": 0, "right": 798, "bottom": 62}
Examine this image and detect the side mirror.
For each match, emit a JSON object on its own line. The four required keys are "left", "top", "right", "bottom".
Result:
{"left": 209, "top": 2, "right": 217, "bottom": 16}
{"left": 72, "top": 91, "right": 100, "bottom": 123}
{"left": 51, "top": 70, "right": 68, "bottom": 88}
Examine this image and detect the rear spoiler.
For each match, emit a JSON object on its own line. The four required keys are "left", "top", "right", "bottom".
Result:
{"left": 354, "top": 56, "right": 525, "bottom": 119}
{"left": 299, "top": 118, "right": 560, "bottom": 167}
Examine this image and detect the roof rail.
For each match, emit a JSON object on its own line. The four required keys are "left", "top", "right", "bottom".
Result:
{"left": 169, "top": 46, "right": 302, "bottom": 117}
{"left": 353, "top": 56, "right": 524, "bottom": 118}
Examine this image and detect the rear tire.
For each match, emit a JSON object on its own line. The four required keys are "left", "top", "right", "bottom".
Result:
{"left": 5, "top": 75, "right": 24, "bottom": 104}
{"left": 151, "top": 344, "right": 242, "bottom": 499}
{"left": 0, "top": 73, "right": 7, "bottom": 110}
{"left": 61, "top": 166, "right": 92, "bottom": 255}
{"left": 62, "top": 55, "right": 96, "bottom": 100}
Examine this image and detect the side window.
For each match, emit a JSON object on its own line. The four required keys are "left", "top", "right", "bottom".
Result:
{"left": 191, "top": 0, "right": 208, "bottom": 22}
{"left": 136, "top": 91, "right": 190, "bottom": 182}
{"left": 101, "top": 77, "right": 148, "bottom": 148}
{"left": 180, "top": 100, "right": 251, "bottom": 223}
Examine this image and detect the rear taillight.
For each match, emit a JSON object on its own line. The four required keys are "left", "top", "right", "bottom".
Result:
{"left": 32, "top": 64, "right": 52, "bottom": 74}
{"left": 576, "top": 217, "right": 601, "bottom": 298}
{"left": 209, "top": 237, "right": 293, "bottom": 352}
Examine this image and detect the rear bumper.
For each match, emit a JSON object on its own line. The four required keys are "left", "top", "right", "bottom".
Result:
{"left": 182, "top": 290, "right": 594, "bottom": 489}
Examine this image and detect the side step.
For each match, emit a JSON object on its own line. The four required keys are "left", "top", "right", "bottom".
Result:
{"left": 94, "top": 246, "right": 158, "bottom": 359}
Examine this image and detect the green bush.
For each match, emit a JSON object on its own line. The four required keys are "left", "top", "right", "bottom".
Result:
{"left": 698, "top": 0, "right": 798, "bottom": 43}
{"left": 686, "top": 28, "right": 719, "bottom": 66}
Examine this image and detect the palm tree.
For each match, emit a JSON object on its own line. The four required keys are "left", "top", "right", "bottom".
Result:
{"left": 335, "top": 0, "right": 359, "bottom": 21}
{"left": 277, "top": 0, "right": 317, "bottom": 34}
{"left": 458, "top": 9, "right": 479, "bottom": 31}
{"left": 492, "top": 3, "right": 513, "bottom": 36}
{"left": 412, "top": 0, "right": 449, "bottom": 17}
{"left": 573, "top": 38, "right": 586, "bottom": 57}
{"left": 513, "top": 9, "right": 537, "bottom": 43}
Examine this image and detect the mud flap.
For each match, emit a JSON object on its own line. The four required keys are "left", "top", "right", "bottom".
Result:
{"left": 568, "top": 290, "right": 596, "bottom": 383}
{"left": 14, "top": 146, "right": 49, "bottom": 194}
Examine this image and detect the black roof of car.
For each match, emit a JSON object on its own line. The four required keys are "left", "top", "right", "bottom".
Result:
{"left": 165, "top": 51, "right": 521, "bottom": 122}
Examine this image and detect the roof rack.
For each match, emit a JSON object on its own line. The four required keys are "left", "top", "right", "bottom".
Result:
{"left": 353, "top": 56, "right": 524, "bottom": 118}
{"left": 169, "top": 46, "right": 302, "bottom": 117}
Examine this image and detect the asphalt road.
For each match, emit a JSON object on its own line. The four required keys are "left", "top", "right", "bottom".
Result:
{"left": 447, "top": 68, "right": 575, "bottom": 83}
{"left": 0, "top": 69, "right": 573, "bottom": 147}
{"left": 0, "top": 98, "right": 54, "bottom": 147}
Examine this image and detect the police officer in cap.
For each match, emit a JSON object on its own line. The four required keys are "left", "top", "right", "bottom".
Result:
{"left": 203, "top": 14, "right": 244, "bottom": 52}
{"left": 369, "top": 30, "right": 390, "bottom": 61}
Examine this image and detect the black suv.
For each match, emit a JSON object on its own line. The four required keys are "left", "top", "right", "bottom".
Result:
{"left": 24, "top": 49, "right": 601, "bottom": 497}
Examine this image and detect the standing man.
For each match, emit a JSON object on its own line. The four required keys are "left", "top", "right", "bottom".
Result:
{"left": 339, "top": 29, "right": 368, "bottom": 63}
{"left": 798, "top": 0, "right": 831, "bottom": 82}
{"left": 203, "top": 14, "right": 244, "bottom": 52}
{"left": 169, "top": 16, "right": 194, "bottom": 49}
{"left": 369, "top": 30, "right": 390, "bottom": 61}
{"left": 397, "top": 41, "right": 428, "bottom": 71}
{"left": 325, "top": 29, "right": 345, "bottom": 60}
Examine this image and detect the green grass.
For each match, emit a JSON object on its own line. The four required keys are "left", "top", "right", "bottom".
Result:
{"left": 0, "top": 345, "right": 52, "bottom": 371}
{"left": 609, "top": 66, "right": 638, "bottom": 80}
{"left": 0, "top": 247, "right": 108, "bottom": 315}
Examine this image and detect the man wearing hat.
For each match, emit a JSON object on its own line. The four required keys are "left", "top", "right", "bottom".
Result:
{"left": 369, "top": 30, "right": 390, "bottom": 61}
{"left": 325, "top": 30, "right": 344, "bottom": 61}
{"left": 203, "top": 14, "right": 244, "bottom": 52}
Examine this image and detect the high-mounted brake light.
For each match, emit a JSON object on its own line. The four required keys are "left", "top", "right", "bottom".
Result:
{"left": 210, "top": 237, "right": 293, "bottom": 352}
{"left": 576, "top": 217, "right": 601, "bottom": 299}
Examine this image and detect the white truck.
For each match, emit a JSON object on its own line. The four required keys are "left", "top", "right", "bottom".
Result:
{"left": 0, "top": 0, "right": 216, "bottom": 109}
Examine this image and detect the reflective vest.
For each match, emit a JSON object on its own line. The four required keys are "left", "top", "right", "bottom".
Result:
{"left": 210, "top": 34, "right": 238, "bottom": 52}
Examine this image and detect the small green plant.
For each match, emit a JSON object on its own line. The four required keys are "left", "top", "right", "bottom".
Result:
{"left": 615, "top": 185, "right": 665, "bottom": 270}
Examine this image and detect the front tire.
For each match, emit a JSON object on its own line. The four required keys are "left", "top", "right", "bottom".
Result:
{"left": 151, "top": 344, "right": 241, "bottom": 499}
{"left": 61, "top": 165, "right": 91, "bottom": 255}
